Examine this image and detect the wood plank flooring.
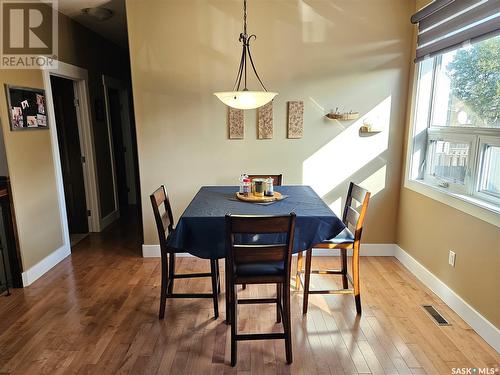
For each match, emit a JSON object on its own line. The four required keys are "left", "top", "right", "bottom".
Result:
{"left": 0, "top": 217, "right": 498, "bottom": 374}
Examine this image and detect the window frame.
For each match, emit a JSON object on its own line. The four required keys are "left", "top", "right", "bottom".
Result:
{"left": 475, "top": 136, "right": 500, "bottom": 205}
{"left": 423, "top": 129, "right": 476, "bottom": 195}
{"left": 405, "top": 46, "right": 500, "bottom": 227}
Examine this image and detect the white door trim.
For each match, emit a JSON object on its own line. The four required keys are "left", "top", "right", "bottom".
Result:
{"left": 100, "top": 75, "right": 123, "bottom": 227}
{"left": 42, "top": 61, "right": 101, "bottom": 237}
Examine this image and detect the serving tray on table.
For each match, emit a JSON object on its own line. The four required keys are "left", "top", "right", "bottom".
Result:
{"left": 235, "top": 191, "right": 283, "bottom": 203}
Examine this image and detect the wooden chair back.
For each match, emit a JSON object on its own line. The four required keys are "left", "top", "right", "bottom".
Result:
{"left": 150, "top": 185, "right": 174, "bottom": 252}
{"left": 225, "top": 213, "right": 296, "bottom": 279}
{"left": 342, "top": 182, "right": 370, "bottom": 241}
{"left": 248, "top": 174, "right": 282, "bottom": 186}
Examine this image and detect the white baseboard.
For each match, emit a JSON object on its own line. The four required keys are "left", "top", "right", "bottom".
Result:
{"left": 304, "top": 243, "right": 396, "bottom": 256}
{"left": 142, "top": 244, "right": 162, "bottom": 258}
{"left": 394, "top": 245, "right": 500, "bottom": 354}
{"left": 141, "top": 243, "right": 396, "bottom": 258}
{"left": 22, "top": 243, "right": 71, "bottom": 286}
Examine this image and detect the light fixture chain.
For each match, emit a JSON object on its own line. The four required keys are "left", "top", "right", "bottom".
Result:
{"left": 229, "top": 0, "right": 269, "bottom": 94}
{"left": 243, "top": 0, "right": 247, "bottom": 37}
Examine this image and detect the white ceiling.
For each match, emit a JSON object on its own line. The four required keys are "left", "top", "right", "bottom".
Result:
{"left": 58, "top": 0, "right": 128, "bottom": 48}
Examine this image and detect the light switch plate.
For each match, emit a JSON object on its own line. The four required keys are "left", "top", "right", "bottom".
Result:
{"left": 448, "top": 250, "right": 456, "bottom": 267}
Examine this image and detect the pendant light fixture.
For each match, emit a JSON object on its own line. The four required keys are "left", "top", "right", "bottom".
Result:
{"left": 214, "top": 0, "right": 277, "bottom": 110}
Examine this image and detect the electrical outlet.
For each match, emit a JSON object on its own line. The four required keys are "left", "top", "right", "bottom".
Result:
{"left": 448, "top": 250, "right": 456, "bottom": 267}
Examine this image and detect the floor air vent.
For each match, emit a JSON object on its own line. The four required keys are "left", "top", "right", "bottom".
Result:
{"left": 422, "top": 305, "right": 450, "bottom": 326}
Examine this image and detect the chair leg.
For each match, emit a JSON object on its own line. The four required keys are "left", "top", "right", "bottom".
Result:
{"left": 302, "top": 248, "right": 312, "bottom": 314}
{"left": 341, "top": 248, "right": 348, "bottom": 289}
{"left": 216, "top": 259, "right": 221, "bottom": 295}
{"left": 230, "top": 284, "right": 238, "bottom": 367}
{"left": 225, "top": 258, "right": 231, "bottom": 325}
{"left": 352, "top": 243, "right": 362, "bottom": 314}
{"left": 167, "top": 252, "right": 176, "bottom": 294}
{"left": 159, "top": 253, "right": 169, "bottom": 320}
{"left": 210, "top": 259, "right": 219, "bottom": 319}
{"left": 283, "top": 283, "right": 293, "bottom": 364}
{"left": 295, "top": 251, "right": 303, "bottom": 290}
{"left": 276, "top": 283, "right": 282, "bottom": 323}
{"left": 355, "top": 295, "right": 361, "bottom": 314}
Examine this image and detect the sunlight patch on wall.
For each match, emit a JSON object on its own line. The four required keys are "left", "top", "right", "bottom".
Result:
{"left": 360, "top": 165, "right": 386, "bottom": 198}
{"left": 329, "top": 197, "right": 342, "bottom": 217}
{"left": 308, "top": 96, "right": 325, "bottom": 114}
{"left": 303, "top": 96, "right": 392, "bottom": 197}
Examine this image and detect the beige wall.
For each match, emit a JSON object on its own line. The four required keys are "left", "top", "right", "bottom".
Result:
{"left": 397, "top": 190, "right": 500, "bottom": 327}
{"left": 126, "top": 0, "right": 415, "bottom": 245}
{"left": 0, "top": 70, "right": 64, "bottom": 268}
{"left": 0, "top": 13, "right": 130, "bottom": 270}
{"left": 0, "top": 121, "right": 9, "bottom": 175}
{"left": 396, "top": 0, "right": 500, "bottom": 328}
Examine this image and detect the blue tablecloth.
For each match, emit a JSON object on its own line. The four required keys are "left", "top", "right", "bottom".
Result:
{"left": 167, "top": 186, "right": 345, "bottom": 259}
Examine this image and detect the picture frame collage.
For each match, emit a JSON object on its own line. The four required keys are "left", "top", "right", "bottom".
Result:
{"left": 4, "top": 85, "right": 48, "bottom": 131}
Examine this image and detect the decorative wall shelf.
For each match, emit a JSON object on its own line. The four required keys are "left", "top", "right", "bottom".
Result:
{"left": 325, "top": 111, "right": 359, "bottom": 121}
{"left": 359, "top": 125, "right": 382, "bottom": 136}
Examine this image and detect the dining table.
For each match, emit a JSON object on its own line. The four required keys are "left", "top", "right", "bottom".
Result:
{"left": 167, "top": 185, "right": 346, "bottom": 322}
{"left": 167, "top": 185, "right": 345, "bottom": 259}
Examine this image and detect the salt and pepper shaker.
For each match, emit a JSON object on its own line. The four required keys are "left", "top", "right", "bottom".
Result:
{"left": 243, "top": 178, "right": 251, "bottom": 196}
{"left": 238, "top": 174, "right": 275, "bottom": 197}
{"left": 239, "top": 173, "right": 248, "bottom": 194}
{"left": 265, "top": 177, "right": 274, "bottom": 196}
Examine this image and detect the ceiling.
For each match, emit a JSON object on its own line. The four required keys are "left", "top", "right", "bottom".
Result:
{"left": 58, "top": 0, "right": 128, "bottom": 48}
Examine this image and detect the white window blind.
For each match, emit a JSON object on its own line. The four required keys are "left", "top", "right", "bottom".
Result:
{"left": 411, "top": 0, "right": 500, "bottom": 62}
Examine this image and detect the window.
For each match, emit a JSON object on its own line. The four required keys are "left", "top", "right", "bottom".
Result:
{"left": 477, "top": 138, "right": 500, "bottom": 200}
{"left": 409, "top": 35, "right": 500, "bottom": 211}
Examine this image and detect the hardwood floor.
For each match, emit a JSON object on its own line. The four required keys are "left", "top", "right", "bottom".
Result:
{"left": 0, "top": 217, "right": 498, "bottom": 374}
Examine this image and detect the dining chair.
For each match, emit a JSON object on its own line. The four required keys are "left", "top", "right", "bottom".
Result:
{"left": 241, "top": 174, "right": 282, "bottom": 291}
{"left": 248, "top": 174, "right": 282, "bottom": 186}
{"left": 296, "top": 182, "right": 370, "bottom": 315}
{"left": 225, "top": 213, "right": 296, "bottom": 366}
{"left": 150, "top": 185, "right": 220, "bottom": 320}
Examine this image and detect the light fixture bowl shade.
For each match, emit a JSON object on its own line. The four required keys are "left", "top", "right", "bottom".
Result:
{"left": 214, "top": 91, "right": 278, "bottom": 110}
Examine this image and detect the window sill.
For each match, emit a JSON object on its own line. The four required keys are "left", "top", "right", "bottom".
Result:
{"left": 404, "top": 179, "right": 500, "bottom": 228}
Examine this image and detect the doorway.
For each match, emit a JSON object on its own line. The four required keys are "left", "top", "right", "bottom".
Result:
{"left": 50, "top": 76, "right": 89, "bottom": 245}
{"left": 103, "top": 76, "right": 141, "bottom": 230}
{"left": 108, "top": 88, "right": 129, "bottom": 211}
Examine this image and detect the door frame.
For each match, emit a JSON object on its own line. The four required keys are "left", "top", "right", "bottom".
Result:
{"left": 42, "top": 61, "right": 101, "bottom": 242}
{"left": 102, "top": 75, "right": 135, "bottom": 225}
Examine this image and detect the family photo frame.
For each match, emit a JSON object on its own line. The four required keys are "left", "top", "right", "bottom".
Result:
{"left": 4, "top": 85, "right": 49, "bottom": 131}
